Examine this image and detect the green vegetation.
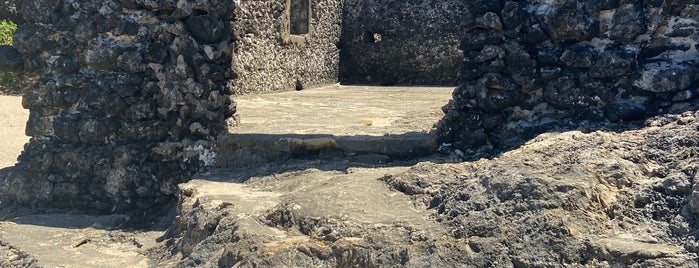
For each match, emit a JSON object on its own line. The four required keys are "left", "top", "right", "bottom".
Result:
{"left": 0, "top": 20, "right": 16, "bottom": 45}
{"left": 0, "top": 20, "right": 19, "bottom": 95}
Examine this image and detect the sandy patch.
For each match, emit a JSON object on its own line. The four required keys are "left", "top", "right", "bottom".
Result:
{"left": 0, "top": 95, "right": 29, "bottom": 168}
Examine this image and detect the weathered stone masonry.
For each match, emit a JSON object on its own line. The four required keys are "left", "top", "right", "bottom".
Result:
{"left": 3, "top": 0, "right": 699, "bottom": 213}
{"left": 233, "top": 0, "right": 342, "bottom": 94}
{"left": 0, "top": 0, "right": 343, "bottom": 212}
{"left": 438, "top": 0, "right": 699, "bottom": 155}
{"left": 339, "top": 0, "right": 465, "bottom": 86}
{"left": 0, "top": 0, "right": 236, "bottom": 212}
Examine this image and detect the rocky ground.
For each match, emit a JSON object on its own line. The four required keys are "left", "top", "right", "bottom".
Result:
{"left": 153, "top": 111, "right": 699, "bottom": 267}
{"left": 1, "top": 93, "right": 699, "bottom": 266}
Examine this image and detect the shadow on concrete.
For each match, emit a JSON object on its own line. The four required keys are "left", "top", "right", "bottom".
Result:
{"left": 8, "top": 214, "right": 130, "bottom": 230}
{"left": 0, "top": 164, "right": 176, "bottom": 231}
{"left": 198, "top": 147, "right": 455, "bottom": 185}
{"left": 214, "top": 131, "right": 440, "bottom": 168}
{"left": 0, "top": 128, "right": 448, "bottom": 231}
{"left": 0, "top": 200, "right": 176, "bottom": 232}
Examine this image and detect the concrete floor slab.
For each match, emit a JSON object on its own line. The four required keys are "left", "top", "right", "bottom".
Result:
{"left": 216, "top": 85, "right": 454, "bottom": 167}
{"left": 0, "top": 214, "right": 161, "bottom": 268}
{"left": 230, "top": 85, "right": 454, "bottom": 136}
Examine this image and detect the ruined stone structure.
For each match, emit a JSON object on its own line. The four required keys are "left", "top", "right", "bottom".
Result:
{"left": 0, "top": 1, "right": 22, "bottom": 24}
{"left": 0, "top": 0, "right": 343, "bottom": 212}
{"left": 340, "top": 0, "right": 464, "bottom": 86}
{"left": 0, "top": 0, "right": 237, "bottom": 211}
{"left": 2, "top": 0, "right": 699, "bottom": 213}
{"left": 438, "top": 0, "right": 699, "bottom": 156}
{"left": 232, "top": 0, "right": 343, "bottom": 94}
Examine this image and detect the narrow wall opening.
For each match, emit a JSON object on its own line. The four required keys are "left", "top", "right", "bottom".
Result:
{"left": 0, "top": 19, "right": 26, "bottom": 169}
{"left": 362, "top": 31, "right": 382, "bottom": 43}
{"left": 290, "top": 0, "right": 310, "bottom": 35}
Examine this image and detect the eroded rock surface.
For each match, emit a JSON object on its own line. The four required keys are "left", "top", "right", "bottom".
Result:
{"left": 155, "top": 111, "right": 699, "bottom": 267}
{"left": 0, "top": 240, "right": 37, "bottom": 268}
{"left": 387, "top": 113, "right": 699, "bottom": 267}
{"left": 2, "top": 111, "right": 698, "bottom": 267}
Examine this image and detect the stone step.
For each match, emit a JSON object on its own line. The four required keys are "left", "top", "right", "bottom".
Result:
{"left": 214, "top": 132, "right": 437, "bottom": 168}
{"left": 215, "top": 85, "right": 453, "bottom": 168}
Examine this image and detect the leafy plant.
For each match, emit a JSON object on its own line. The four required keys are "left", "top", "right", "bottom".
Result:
{"left": 0, "top": 20, "right": 19, "bottom": 95}
{"left": 0, "top": 19, "right": 16, "bottom": 45}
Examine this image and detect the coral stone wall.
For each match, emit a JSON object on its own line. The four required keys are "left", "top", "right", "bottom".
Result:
{"left": 0, "top": 0, "right": 236, "bottom": 212}
{"left": 439, "top": 0, "right": 699, "bottom": 156}
{"left": 339, "top": 0, "right": 466, "bottom": 86}
{"left": 232, "top": 0, "right": 343, "bottom": 94}
{"left": 0, "top": 0, "right": 23, "bottom": 23}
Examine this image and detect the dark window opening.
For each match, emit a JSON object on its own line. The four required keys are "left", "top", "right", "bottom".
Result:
{"left": 290, "top": 0, "right": 310, "bottom": 35}
{"left": 191, "top": 9, "right": 207, "bottom": 16}
{"left": 363, "top": 31, "right": 382, "bottom": 43}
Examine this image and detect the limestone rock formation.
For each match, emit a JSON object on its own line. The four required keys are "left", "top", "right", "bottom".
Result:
{"left": 152, "top": 111, "right": 699, "bottom": 267}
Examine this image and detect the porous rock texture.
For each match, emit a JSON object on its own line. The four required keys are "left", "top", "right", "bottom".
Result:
{"left": 0, "top": 240, "right": 37, "bottom": 268}
{"left": 339, "top": 0, "right": 465, "bottom": 86}
{"left": 0, "top": 45, "right": 24, "bottom": 73}
{"left": 155, "top": 112, "right": 699, "bottom": 267}
{"left": 0, "top": 0, "right": 236, "bottom": 212}
{"left": 232, "top": 0, "right": 343, "bottom": 94}
{"left": 439, "top": 0, "right": 699, "bottom": 156}
{"left": 0, "top": 0, "right": 23, "bottom": 24}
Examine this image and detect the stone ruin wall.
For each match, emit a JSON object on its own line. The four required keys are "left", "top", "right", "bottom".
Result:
{"left": 232, "top": 0, "right": 343, "bottom": 94}
{"left": 438, "top": 0, "right": 699, "bottom": 156}
{"left": 339, "top": 0, "right": 464, "bottom": 86}
{"left": 3, "top": 0, "right": 699, "bottom": 213}
{"left": 0, "top": 1, "right": 22, "bottom": 24}
{"left": 0, "top": 0, "right": 236, "bottom": 212}
{"left": 0, "top": 0, "right": 343, "bottom": 213}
